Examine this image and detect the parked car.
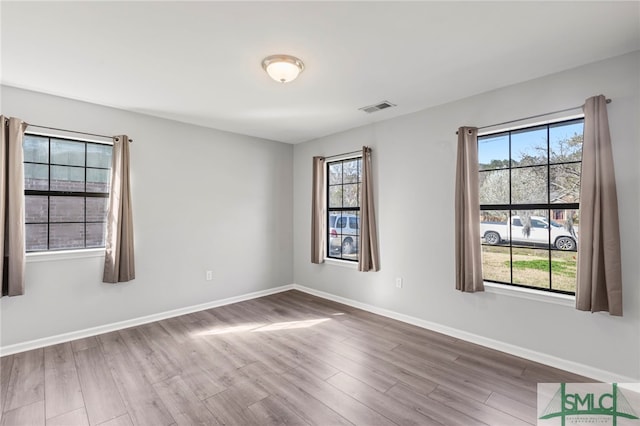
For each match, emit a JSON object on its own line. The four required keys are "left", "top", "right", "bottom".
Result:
{"left": 480, "top": 215, "right": 577, "bottom": 251}
{"left": 329, "top": 214, "right": 359, "bottom": 255}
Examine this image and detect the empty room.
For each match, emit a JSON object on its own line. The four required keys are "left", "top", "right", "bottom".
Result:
{"left": 1, "top": 1, "right": 639, "bottom": 425}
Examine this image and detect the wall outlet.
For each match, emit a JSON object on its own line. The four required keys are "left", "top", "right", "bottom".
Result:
{"left": 395, "top": 277, "right": 403, "bottom": 288}
{"left": 206, "top": 270, "right": 213, "bottom": 281}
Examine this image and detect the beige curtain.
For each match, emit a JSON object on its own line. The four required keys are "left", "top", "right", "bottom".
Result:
{"left": 311, "top": 156, "right": 325, "bottom": 264}
{"left": 358, "top": 146, "right": 380, "bottom": 272}
{"left": 103, "top": 135, "right": 135, "bottom": 283}
{"left": 1, "top": 116, "right": 27, "bottom": 296}
{"left": 455, "top": 127, "right": 483, "bottom": 292}
{"left": 576, "top": 95, "right": 622, "bottom": 316}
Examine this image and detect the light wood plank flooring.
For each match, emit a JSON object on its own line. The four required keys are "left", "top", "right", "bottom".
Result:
{"left": 0, "top": 290, "right": 591, "bottom": 425}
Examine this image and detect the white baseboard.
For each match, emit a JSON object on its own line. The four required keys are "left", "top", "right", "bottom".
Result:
{"left": 0, "top": 284, "right": 295, "bottom": 356}
{"left": 290, "top": 284, "right": 639, "bottom": 384}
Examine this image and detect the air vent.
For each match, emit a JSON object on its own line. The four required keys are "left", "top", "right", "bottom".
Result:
{"left": 359, "top": 101, "right": 396, "bottom": 114}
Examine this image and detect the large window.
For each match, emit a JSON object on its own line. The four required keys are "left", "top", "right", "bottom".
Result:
{"left": 327, "top": 156, "right": 362, "bottom": 261}
{"left": 478, "top": 118, "right": 583, "bottom": 294}
{"left": 24, "top": 134, "right": 112, "bottom": 252}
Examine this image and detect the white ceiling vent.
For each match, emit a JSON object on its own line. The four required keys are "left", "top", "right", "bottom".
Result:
{"left": 359, "top": 101, "right": 396, "bottom": 114}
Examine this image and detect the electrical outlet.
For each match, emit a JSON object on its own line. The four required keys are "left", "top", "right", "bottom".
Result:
{"left": 206, "top": 270, "right": 213, "bottom": 281}
{"left": 395, "top": 277, "right": 403, "bottom": 288}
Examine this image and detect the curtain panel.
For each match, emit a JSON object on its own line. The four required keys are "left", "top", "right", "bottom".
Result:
{"left": 103, "top": 135, "right": 135, "bottom": 283}
{"left": 358, "top": 146, "right": 380, "bottom": 272}
{"left": 1, "top": 116, "right": 27, "bottom": 296}
{"left": 576, "top": 95, "right": 623, "bottom": 316}
{"left": 454, "top": 127, "right": 484, "bottom": 292}
{"left": 311, "top": 156, "right": 326, "bottom": 264}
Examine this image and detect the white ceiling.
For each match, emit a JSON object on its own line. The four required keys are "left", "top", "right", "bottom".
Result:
{"left": 2, "top": 1, "right": 639, "bottom": 144}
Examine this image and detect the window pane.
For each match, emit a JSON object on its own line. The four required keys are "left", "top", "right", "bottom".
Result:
{"left": 511, "top": 248, "right": 550, "bottom": 290}
{"left": 329, "top": 210, "right": 359, "bottom": 261}
{"left": 511, "top": 166, "right": 547, "bottom": 204}
{"left": 511, "top": 126, "right": 547, "bottom": 167}
{"left": 86, "top": 223, "right": 106, "bottom": 248}
{"left": 87, "top": 143, "right": 112, "bottom": 168}
{"left": 478, "top": 133, "right": 509, "bottom": 170}
{"left": 24, "top": 163, "right": 49, "bottom": 190}
{"left": 510, "top": 210, "right": 550, "bottom": 248}
{"left": 480, "top": 210, "right": 508, "bottom": 245}
{"left": 349, "top": 216, "right": 359, "bottom": 230}
{"left": 26, "top": 224, "right": 48, "bottom": 251}
{"left": 328, "top": 162, "right": 342, "bottom": 185}
{"left": 481, "top": 245, "right": 510, "bottom": 283}
{"left": 343, "top": 183, "right": 359, "bottom": 208}
{"left": 87, "top": 197, "right": 108, "bottom": 222}
{"left": 50, "top": 196, "right": 84, "bottom": 223}
{"left": 51, "top": 165, "right": 84, "bottom": 191}
{"left": 343, "top": 159, "right": 360, "bottom": 183}
{"left": 328, "top": 186, "right": 342, "bottom": 208}
{"left": 86, "top": 168, "right": 110, "bottom": 193}
{"left": 551, "top": 250, "right": 577, "bottom": 293}
{"left": 479, "top": 169, "right": 509, "bottom": 204}
{"left": 550, "top": 163, "right": 580, "bottom": 203}
{"left": 51, "top": 139, "right": 84, "bottom": 166}
{"left": 550, "top": 120, "right": 583, "bottom": 163}
{"left": 25, "top": 196, "right": 48, "bottom": 223}
{"left": 23, "top": 135, "right": 48, "bottom": 163}
{"left": 550, "top": 209, "right": 578, "bottom": 252}
{"left": 50, "top": 223, "right": 85, "bottom": 249}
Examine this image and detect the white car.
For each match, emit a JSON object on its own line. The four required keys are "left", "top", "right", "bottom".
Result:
{"left": 480, "top": 215, "right": 577, "bottom": 251}
{"left": 329, "top": 214, "right": 359, "bottom": 255}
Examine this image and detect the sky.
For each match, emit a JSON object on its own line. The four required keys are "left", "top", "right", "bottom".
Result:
{"left": 478, "top": 119, "right": 584, "bottom": 166}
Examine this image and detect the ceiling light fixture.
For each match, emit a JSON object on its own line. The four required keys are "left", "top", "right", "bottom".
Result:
{"left": 261, "top": 54, "right": 305, "bottom": 83}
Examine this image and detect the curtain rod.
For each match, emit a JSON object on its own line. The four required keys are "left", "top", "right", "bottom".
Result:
{"left": 455, "top": 98, "right": 612, "bottom": 135}
{"left": 25, "top": 123, "right": 134, "bottom": 142}
{"left": 323, "top": 149, "right": 362, "bottom": 160}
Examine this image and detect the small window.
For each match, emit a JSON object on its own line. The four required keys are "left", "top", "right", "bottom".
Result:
{"left": 24, "top": 134, "right": 112, "bottom": 252}
{"left": 479, "top": 118, "right": 583, "bottom": 295}
{"left": 326, "top": 156, "right": 362, "bottom": 261}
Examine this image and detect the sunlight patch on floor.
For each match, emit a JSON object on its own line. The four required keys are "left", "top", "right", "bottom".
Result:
{"left": 193, "top": 318, "right": 331, "bottom": 337}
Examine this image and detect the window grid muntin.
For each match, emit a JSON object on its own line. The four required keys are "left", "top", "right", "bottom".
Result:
{"left": 326, "top": 156, "right": 362, "bottom": 262}
{"left": 24, "top": 134, "right": 111, "bottom": 252}
{"left": 479, "top": 118, "right": 583, "bottom": 295}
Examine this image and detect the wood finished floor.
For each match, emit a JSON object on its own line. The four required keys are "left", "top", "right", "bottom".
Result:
{"left": 0, "top": 290, "right": 591, "bottom": 426}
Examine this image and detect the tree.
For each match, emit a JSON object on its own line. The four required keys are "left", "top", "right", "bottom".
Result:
{"left": 479, "top": 132, "right": 582, "bottom": 237}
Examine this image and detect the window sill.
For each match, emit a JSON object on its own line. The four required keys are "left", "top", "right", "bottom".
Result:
{"left": 323, "top": 258, "right": 358, "bottom": 269}
{"left": 483, "top": 282, "right": 575, "bottom": 307}
{"left": 26, "top": 248, "right": 106, "bottom": 263}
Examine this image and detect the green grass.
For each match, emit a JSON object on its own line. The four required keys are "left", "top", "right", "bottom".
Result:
{"left": 508, "top": 259, "right": 576, "bottom": 277}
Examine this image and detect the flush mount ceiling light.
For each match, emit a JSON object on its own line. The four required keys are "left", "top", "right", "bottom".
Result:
{"left": 261, "top": 54, "right": 305, "bottom": 83}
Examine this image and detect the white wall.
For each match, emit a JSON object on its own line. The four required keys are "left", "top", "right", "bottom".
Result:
{"left": 293, "top": 51, "right": 640, "bottom": 381}
{"left": 1, "top": 85, "right": 293, "bottom": 348}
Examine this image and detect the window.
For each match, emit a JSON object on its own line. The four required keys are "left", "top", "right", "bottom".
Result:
{"left": 478, "top": 118, "right": 583, "bottom": 294}
{"left": 326, "top": 156, "right": 362, "bottom": 261}
{"left": 23, "top": 134, "right": 112, "bottom": 252}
